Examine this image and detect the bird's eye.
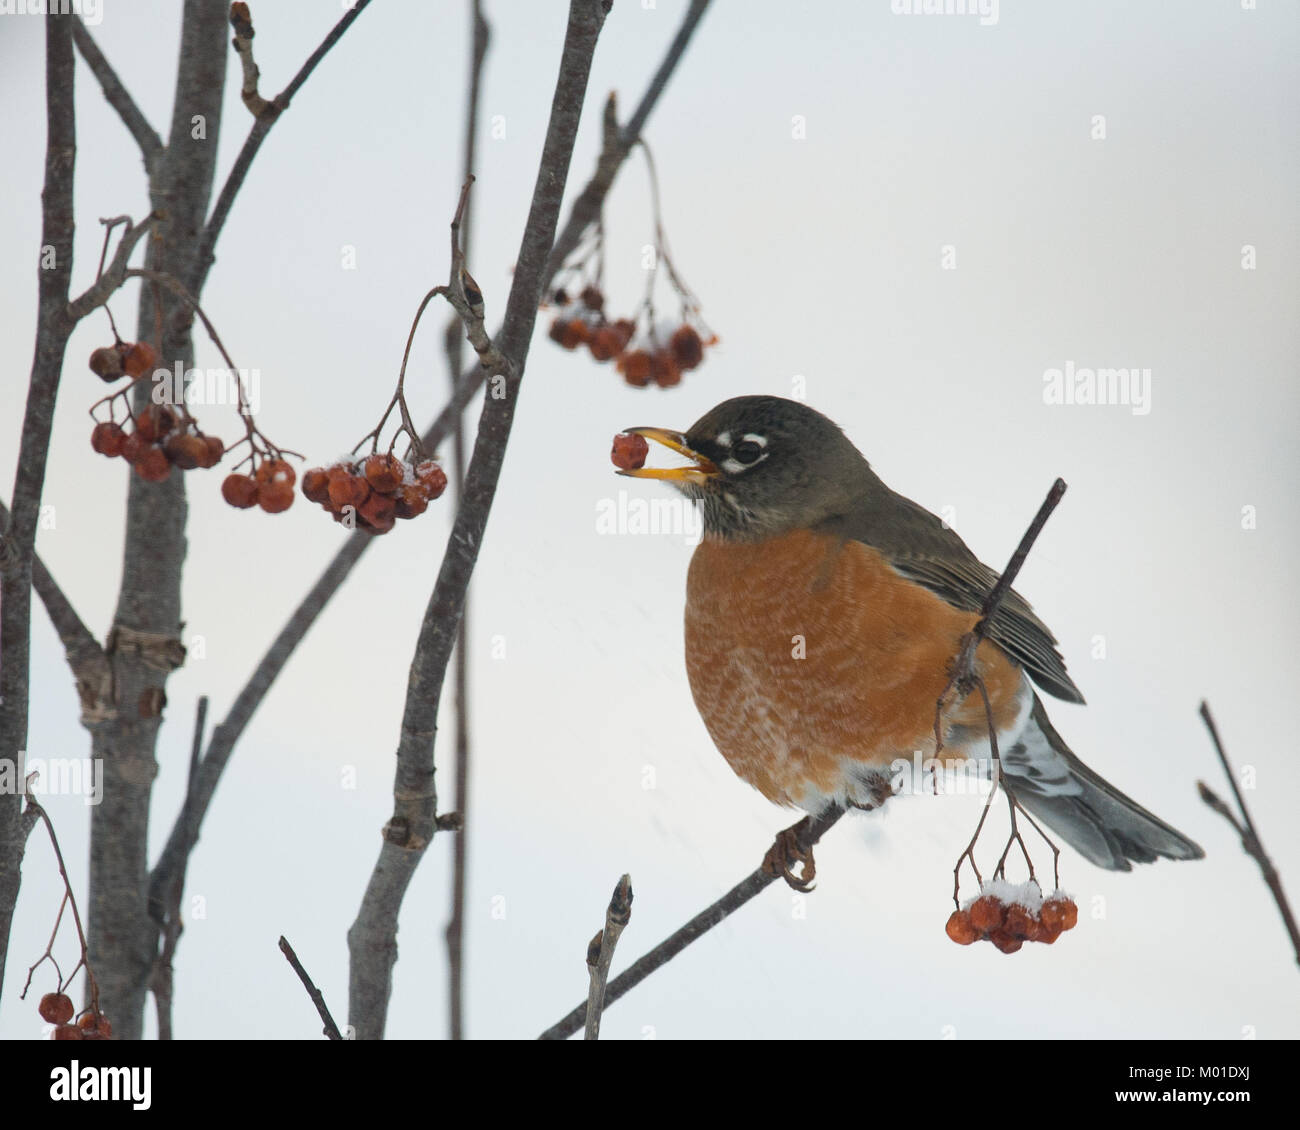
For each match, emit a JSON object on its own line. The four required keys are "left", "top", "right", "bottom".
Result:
{"left": 731, "top": 439, "right": 763, "bottom": 465}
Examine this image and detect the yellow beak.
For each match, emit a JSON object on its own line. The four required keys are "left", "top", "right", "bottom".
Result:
{"left": 616, "top": 427, "right": 720, "bottom": 483}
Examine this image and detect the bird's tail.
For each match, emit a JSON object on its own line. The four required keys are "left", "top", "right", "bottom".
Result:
{"left": 999, "top": 695, "right": 1204, "bottom": 872}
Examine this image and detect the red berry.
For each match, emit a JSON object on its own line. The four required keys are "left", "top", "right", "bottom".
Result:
{"left": 561, "top": 320, "right": 590, "bottom": 350}
{"left": 359, "top": 491, "right": 396, "bottom": 528}
{"left": 945, "top": 910, "right": 979, "bottom": 946}
{"left": 362, "top": 454, "right": 404, "bottom": 494}
{"left": 133, "top": 446, "right": 172, "bottom": 482}
{"left": 1004, "top": 904, "right": 1039, "bottom": 940}
{"left": 258, "top": 480, "right": 294, "bottom": 514}
{"left": 301, "top": 468, "right": 331, "bottom": 504}
{"left": 91, "top": 421, "right": 127, "bottom": 458}
{"left": 196, "top": 435, "right": 224, "bottom": 469}
{"left": 327, "top": 469, "right": 369, "bottom": 511}
{"left": 256, "top": 458, "right": 296, "bottom": 488}
{"left": 1040, "top": 898, "right": 1078, "bottom": 932}
{"left": 394, "top": 483, "right": 429, "bottom": 519}
{"left": 609, "top": 318, "right": 637, "bottom": 352}
{"left": 134, "top": 404, "right": 177, "bottom": 444}
{"left": 39, "top": 992, "right": 74, "bottom": 1025}
{"left": 121, "top": 431, "right": 147, "bottom": 465}
{"left": 122, "top": 341, "right": 159, "bottom": 379}
{"left": 988, "top": 928, "right": 1023, "bottom": 954}
{"left": 163, "top": 432, "right": 208, "bottom": 471}
{"left": 221, "top": 473, "right": 259, "bottom": 509}
{"left": 77, "top": 1012, "right": 112, "bottom": 1037}
{"left": 588, "top": 327, "right": 623, "bottom": 363}
{"left": 670, "top": 325, "right": 705, "bottom": 371}
{"left": 610, "top": 433, "right": 649, "bottom": 471}
{"left": 968, "top": 895, "right": 1004, "bottom": 933}
{"left": 414, "top": 461, "right": 447, "bottom": 501}
{"left": 650, "top": 349, "right": 682, "bottom": 388}
{"left": 52, "top": 1024, "right": 83, "bottom": 1041}
{"left": 618, "top": 350, "right": 652, "bottom": 387}
{"left": 89, "top": 346, "right": 124, "bottom": 382}
{"left": 580, "top": 285, "right": 604, "bottom": 312}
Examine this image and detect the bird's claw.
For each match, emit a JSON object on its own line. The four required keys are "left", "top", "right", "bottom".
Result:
{"left": 762, "top": 816, "right": 817, "bottom": 891}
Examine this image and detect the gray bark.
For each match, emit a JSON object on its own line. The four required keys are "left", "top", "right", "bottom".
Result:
{"left": 84, "top": 0, "right": 228, "bottom": 1039}
{"left": 0, "top": 11, "right": 77, "bottom": 1001}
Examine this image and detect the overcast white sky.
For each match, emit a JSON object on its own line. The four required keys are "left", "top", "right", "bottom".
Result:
{"left": 1, "top": 0, "right": 1297, "bottom": 1040}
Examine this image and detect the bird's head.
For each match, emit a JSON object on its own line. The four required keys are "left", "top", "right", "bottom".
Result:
{"left": 618, "top": 395, "right": 871, "bottom": 541}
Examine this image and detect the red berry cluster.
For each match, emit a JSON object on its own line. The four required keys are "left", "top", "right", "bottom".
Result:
{"left": 221, "top": 458, "right": 298, "bottom": 514}
{"left": 40, "top": 992, "right": 112, "bottom": 1040}
{"left": 90, "top": 405, "right": 224, "bottom": 483}
{"left": 547, "top": 286, "right": 713, "bottom": 389}
{"left": 300, "top": 454, "right": 448, "bottom": 535}
{"left": 610, "top": 432, "right": 649, "bottom": 471}
{"left": 88, "top": 340, "right": 158, "bottom": 384}
{"left": 945, "top": 884, "right": 1078, "bottom": 954}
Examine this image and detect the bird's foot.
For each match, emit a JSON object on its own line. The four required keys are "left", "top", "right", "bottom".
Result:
{"left": 762, "top": 815, "right": 817, "bottom": 892}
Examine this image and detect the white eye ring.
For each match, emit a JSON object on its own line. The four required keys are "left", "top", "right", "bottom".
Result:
{"left": 722, "top": 434, "right": 768, "bottom": 474}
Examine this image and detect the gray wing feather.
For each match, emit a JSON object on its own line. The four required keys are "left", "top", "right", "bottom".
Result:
{"left": 819, "top": 487, "right": 1085, "bottom": 704}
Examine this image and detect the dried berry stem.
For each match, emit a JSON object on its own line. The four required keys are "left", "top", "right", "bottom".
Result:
{"left": 935, "top": 480, "right": 1069, "bottom": 903}
{"left": 18, "top": 797, "right": 102, "bottom": 1019}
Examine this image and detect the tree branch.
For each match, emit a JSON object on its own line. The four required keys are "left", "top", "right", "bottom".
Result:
{"left": 0, "top": 500, "right": 104, "bottom": 674}
{"left": 543, "top": 0, "right": 713, "bottom": 282}
{"left": 71, "top": 18, "right": 164, "bottom": 170}
{"left": 0, "top": 9, "right": 78, "bottom": 1006}
{"left": 444, "top": 0, "right": 490, "bottom": 1044}
{"left": 1198, "top": 702, "right": 1300, "bottom": 967}
{"left": 346, "top": 0, "right": 610, "bottom": 1041}
{"left": 539, "top": 808, "right": 844, "bottom": 1040}
{"left": 0, "top": 500, "right": 110, "bottom": 729}
{"left": 65, "top": 215, "right": 154, "bottom": 323}
{"left": 194, "top": 0, "right": 375, "bottom": 292}
{"left": 584, "top": 874, "right": 633, "bottom": 1041}
{"left": 278, "top": 935, "right": 344, "bottom": 1040}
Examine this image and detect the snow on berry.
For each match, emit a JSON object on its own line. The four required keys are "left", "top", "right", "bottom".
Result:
{"left": 946, "top": 880, "right": 1077, "bottom": 953}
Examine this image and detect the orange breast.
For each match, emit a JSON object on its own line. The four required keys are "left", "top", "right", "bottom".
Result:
{"left": 684, "top": 529, "right": 1024, "bottom": 809}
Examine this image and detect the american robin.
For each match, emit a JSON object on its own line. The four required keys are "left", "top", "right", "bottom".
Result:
{"left": 618, "top": 395, "right": 1203, "bottom": 887}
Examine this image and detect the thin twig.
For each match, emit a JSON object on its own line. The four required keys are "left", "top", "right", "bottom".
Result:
{"left": 195, "top": 0, "right": 375, "bottom": 291}
{"left": 278, "top": 936, "right": 344, "bottom": 1040}
{"left": 938, "top": 479, "right": 1069, "bottom": 900}
{"left": 65, "top": 216, "right": 155, "bottom": 323}
{"left": 542, "top": 0, "right": 714, "bottom": 282}
{"left": 229, "top": 2, "right": 272, "bottom": 119}
{"left": 445, "top": 0, "right": 490, "bottom": 1044}
{"left": 584, "top": 874, "right": 633, "bottom": 1041}
{"left": 1198, "top": 702, "right": 1300, "bottom": 967}
{"left": 539, "top": 807, "right": 843, "bottom": 1041}
{"left": 20, "top": 796, "right": 103, "bottom": 1022}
